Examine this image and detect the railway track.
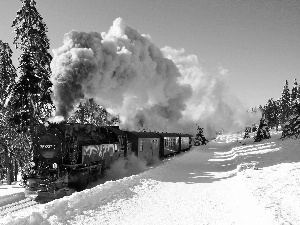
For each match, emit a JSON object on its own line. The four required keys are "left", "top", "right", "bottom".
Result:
{"left": 0, "top": 198, "right": 39, "bottom": 217}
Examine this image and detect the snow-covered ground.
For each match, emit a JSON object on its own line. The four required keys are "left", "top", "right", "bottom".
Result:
{"left": 1, "top": 130, "right": 300, "bottom": 225}
{"left": 0, "top": 181, "right": 25, "bottom": 198}
{"left": 0, "top": 178, "right": 26, "bottom": 208}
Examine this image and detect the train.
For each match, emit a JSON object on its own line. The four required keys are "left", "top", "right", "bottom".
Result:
{"left": 24, "top": 122, "right": 193, "bottom": 201}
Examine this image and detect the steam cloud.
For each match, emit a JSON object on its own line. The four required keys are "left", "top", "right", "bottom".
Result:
{"left": 103, "top": 153, "right": 148, "bottom": 181}
{"left": 87, "top": 153, "right": 156, "bottom": 188}
{"left": 50, "top": 18, "right": 260, "bottom": 136}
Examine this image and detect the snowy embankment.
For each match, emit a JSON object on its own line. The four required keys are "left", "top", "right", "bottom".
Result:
{"left": 0, "top": 180, "right": 26, "bottom": 207}
{"left": 1, "top": 131, "right": 300, "bottom": 225}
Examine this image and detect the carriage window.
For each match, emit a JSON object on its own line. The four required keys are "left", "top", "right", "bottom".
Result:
{"left": 140, "top": 140, "right": 143, "bottom": 151}
{"left": 119, "top": 136, "right": 123, "bottom": 145}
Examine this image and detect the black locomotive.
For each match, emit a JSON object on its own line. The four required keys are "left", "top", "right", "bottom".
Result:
{"left": 24, "top": 122, "right": 193, "bottom": 200}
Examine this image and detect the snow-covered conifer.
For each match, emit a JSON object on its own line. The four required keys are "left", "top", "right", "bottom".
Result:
{"left": 254, "top": 118, "right": 271, "bottom": 142}
{"left": 0, "top": 41, "right": 18, "bottom": 184}
{"left": 10, "top": 0, "right": 53, "bottom": 132}
{"left": 243, "top": 127, "right": 251, "bottom": 139}
{"left": 281, "top": 114, "right": 300, "bottom": 139}
{"left": 0, "top": 41, "right": 16, "bottom": 106}
{"left": 281, "top": 79, "right": 300, "bottom": 139}
{"left": 291, "top": 79, "right": 300, "bottom": 115}
{"left": 279, "top": 80, "right": 291, "bottom": 126}
{"left": 264, "top": 98, "right": 280, "bottom": 130}
{"left": 194, "top": 126, "right": 208, "bottom": 145}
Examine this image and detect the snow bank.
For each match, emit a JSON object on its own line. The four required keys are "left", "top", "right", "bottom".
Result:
{"left": 0, "top": 181, "right": 26, "bottom": 208}
{"left": 239, "top": 138, "right": 300, "bottom": 225}
{"left": 0, "top": 182, "right": 25, "bottom": 197}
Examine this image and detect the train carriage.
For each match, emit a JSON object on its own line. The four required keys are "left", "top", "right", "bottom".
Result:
{"left": 125, "top": 131, "right": 161, "bottom": 163}
{"left": 157, "top": 133, "right": 180, "bottom": 157}
{"left": 177, "top": 133, "right": 190, "bottom": 151}
{"left": 178, "top": 133, "right": 193, "bottom": 151}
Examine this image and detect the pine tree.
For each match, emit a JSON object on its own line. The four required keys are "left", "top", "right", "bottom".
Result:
{"left": 279, "top": 80, "right": 291, "bottom": 126}
{"left": 297, "top": 81, "right": 300, "bottom": 115}
{"left": 0, "top": 41, "right": 16, "bottom": 105}
{"left": 0, "top": 41, "right": 19, "bottom": 184}
{"left": 281, "top": 79, "right": 300, "bottom": 139}
{"left": 254, "top": 118, "right": 271, "bottom": 142}
{"left": 291, "top": 79, "right": 300, "bottom": 115}
{"left": 10, "top": 0, "right": 54, "bottom": 133}
{"left": 243, "top": 127, "right": 251, "bottom": 139}
{"left": 194, "top": 126, "right": 208, "bottom": 145}
{"left": 281, "top": 115, "right": 300, "bottom": 139}
{"left": 264, "top": 98, "right": 280, "bottom": 130}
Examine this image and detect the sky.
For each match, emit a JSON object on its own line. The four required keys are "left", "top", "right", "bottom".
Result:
{"left": 0, "top": 0, "right": 299, "bottom": 109}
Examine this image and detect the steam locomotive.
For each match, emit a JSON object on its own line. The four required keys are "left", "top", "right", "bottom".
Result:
{"left": 24, "top": 122, "right": 193, "bottom": 200}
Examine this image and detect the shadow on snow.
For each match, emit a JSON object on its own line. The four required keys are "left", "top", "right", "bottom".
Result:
{"left": 146, "top": 136, "right": 300, "bottom": 184}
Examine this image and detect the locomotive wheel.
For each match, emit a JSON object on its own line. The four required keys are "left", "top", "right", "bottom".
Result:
{"left": 69, "top": 170, "right": 89, "bottom": 192}
{"left": 69, "top": 175, "right": 88, "bottom": 191}
{"left": 76, "top": 176, "right": 89, "bottom": 191}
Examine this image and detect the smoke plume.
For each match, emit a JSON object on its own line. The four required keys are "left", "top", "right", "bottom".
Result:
{"left": 50, "top": 18, "right": 260, "bottom": 136}
{"left": 161, "top": 47, "right": 262, "bottom": 137}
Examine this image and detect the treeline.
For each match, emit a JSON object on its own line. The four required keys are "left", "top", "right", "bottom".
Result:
{"left": 253, "top": 79, "right": 300, "bottom": 140}
{"left": 0, "top": 0, "right": 115, "bottom": 184}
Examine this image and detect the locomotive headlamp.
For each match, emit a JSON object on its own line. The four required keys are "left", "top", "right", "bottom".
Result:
{"left": 53, "top": 163, "right": 58, "bottom": 169}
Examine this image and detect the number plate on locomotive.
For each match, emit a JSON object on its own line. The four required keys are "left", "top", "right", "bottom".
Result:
{"left": 40, "top": 144, "right": 55, "bottom": 149}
